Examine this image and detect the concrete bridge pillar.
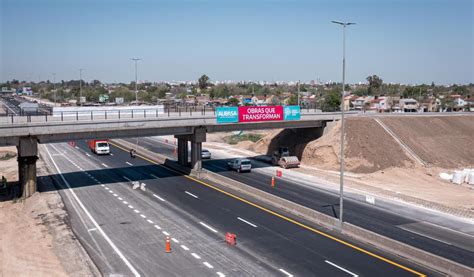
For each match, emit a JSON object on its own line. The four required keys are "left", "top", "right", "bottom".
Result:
{"left": 17, "top": 137, "right": 38, "bottom": 198}
{"left": 176, "top": 138, "right": 189, "bottom": 166}
{"left": 190, "top": 127, "right": 206, "bottom": 171}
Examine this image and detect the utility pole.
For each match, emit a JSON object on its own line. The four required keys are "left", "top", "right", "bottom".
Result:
{"left": 131, "top": 58, "right": 141, "bottom": 103}
{"left": 79, "top": 68, "right": 83, "bottom": 106}
{"left": 52, "top": 73, "right": 57, "bottom": 105}
{"left": 331, "top": 20, "right": 356, "bottom": 229}
{"left": 297, "top": 80, "right": 300, "bottom": 106}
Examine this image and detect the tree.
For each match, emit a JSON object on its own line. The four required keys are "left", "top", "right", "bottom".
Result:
{"left": 198, "top": 74, "right": 210, "bottom": 90}
{"left": 286, "top": 95, "right": 298, "bottom": 105}
{"left": 366, "top": 75, "right": 383, "bottom": 95}
{"left": 228, "top": 97, "right": 240, "bottom": 106}
{"left": 323, "top": 91, "right": 341, "bottom": 111}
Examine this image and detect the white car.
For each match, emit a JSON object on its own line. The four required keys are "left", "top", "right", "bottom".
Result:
{"left": 227, "top": 158, "right": 252, "bottom": 173}
{"left": 201, "top": 149, "right": 212, "bottom": 159}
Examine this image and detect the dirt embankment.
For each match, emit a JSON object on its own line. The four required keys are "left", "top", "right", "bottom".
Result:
{"left": 0, "top": 147, "right": 99, "bottom": 276}
{"left": 381, "top": 116, "right": 474, "bottom": 169}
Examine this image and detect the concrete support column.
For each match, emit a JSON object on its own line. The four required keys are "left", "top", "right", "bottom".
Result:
{"left": 190, "top": 141, "right": 202, "bottom": 171}
{"left": 177, "top": 138, "right": 188, "bottom": 166}
{"left": 17, "top": 137, "right": 38, "bottom": 198}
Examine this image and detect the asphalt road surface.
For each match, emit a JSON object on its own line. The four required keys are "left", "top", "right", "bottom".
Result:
{"left": 131, "top": 136, "right": 474, "bottom": 268}
{"left": 40, "top": 141, "right": 440, "bottom": 276}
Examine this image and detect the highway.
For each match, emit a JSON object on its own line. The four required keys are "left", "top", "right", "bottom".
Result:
{"left": 39, "top": 141, "right": 439, "bottom": 276}
{"left": 130, "top": 136, "right": 474, "bottom": 268}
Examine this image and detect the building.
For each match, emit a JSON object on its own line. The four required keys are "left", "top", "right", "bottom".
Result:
{"left": 399, "top": 98, "right": 418, "bottom": 112}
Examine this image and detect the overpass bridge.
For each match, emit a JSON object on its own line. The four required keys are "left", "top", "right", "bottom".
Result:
{"left": 2, "top": 111, "right": 472, "bottom": 198}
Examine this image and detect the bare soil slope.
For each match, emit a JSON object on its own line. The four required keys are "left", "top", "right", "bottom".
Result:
{"left": 381, "top": 116, "right": 474, "bottom": 169}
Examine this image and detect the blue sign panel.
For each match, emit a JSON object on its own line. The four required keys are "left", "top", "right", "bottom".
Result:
{"left": 284, "top": 106, "right": 301, "bottom": 120}
{"left": 216, "top": 107, "right": 239, "bottom": 123}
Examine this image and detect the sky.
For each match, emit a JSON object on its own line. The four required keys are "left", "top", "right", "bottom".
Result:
{"left": 0, "top": 0, "right": 473, "bottom": 84}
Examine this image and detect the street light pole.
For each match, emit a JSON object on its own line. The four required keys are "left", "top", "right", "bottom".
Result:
{"left": 131, "top": 58, "right": 141, "bottom": 103}
{"left": 52, "top": 73, "right": 56, "bottom": 105}
{"left": 331, "top": 20, "right": 355, "bottom": 228}
{"left": 79, "top": 68, "right": 83, "bottom": 106}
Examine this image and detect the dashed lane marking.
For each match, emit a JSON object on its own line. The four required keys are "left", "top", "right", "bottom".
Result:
{"left": 101, "top": 163, "right": 109, "bottom": 168}
{"left": 181, "top": 245, "right": 189, "bottom": 251}
{"left": 162, "top": 231, "right": 170, "bottom": 236}
{"left": 279, "top": 269, "right": 293, "bottom": 277}
{"left": 147, "top": 219, "right": 154, "bottom": 224}
{"left": 126, "top": 162, "right": 133, "bottom": 166}
{"left": 123, "top": 176, "right": 132, "bottom": 182}
{"left": 185, "top": 191, "right": 199, "bottom": 199}
{"left": 325, "top": 260, "right": 358, "bottom": 277}
{"left": 171, "top": 238, "right": 179, "bottom": 243}
{"left": 203, "top": 262, "right": 214, "bottom": 269}
{"left": 152, "top": 194, "right": 165, "bottom": 202}
{"left": 237, "top": 217, "right": 258, "bottom": 228}
{"left": 199, "top": 222, "right": 218, "bottom": 233}
{"left": 154, "top": 225, "right": 162, "bottom": 230}
{"left": 191, "top": 253, "right": 201, "bottom": 259}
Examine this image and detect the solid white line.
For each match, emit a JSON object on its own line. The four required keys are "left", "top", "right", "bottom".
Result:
{"left": 154, "top": 225, "right": 161, "bottom": 230}
{"left": 237, "top": 217, "right": 257, "bottom": 228}
{"left": 123, "top": 176, "right": 132, "bottom": 182}
{"left": 191, "top": 253, "right": 201, "bottom": 259}
{"left": 87, "top": 228, "right": 97, "bottom": 232}
{"left": 140, "top": 214, "right": 146, "bottom": 218}
{"left": 420, "top": 221, "right": 474, "bottom": 238}
{"left": 279, "top": 269, "right": 293, "bottom": 277}
{"left": 203, "top": 262, "right": 214, "bottom": 269}
{"left": 126, "top": 162, "right": 133, "bottom": 166}
{"left": 216, "top": 272, "right": 225, "bottom": 277}
{"left": 147, "top": 219, "right": 154, "bottom": 224}
{"left": 101, "top": 163, "right": 109, "bottom": 168}
{"left": 171, "top": 238, "right": 179, "bottom": 243}
{"left": 185, "top": 191, "right": 199, "bottom": 199}
{"left": 44, "top": 145, "right": 141, "bottom": 277}
{"left": 199, "top": 222, "right": 218, "bottom": 233}
{"left": 150, "top": 174, "right": 159, "bottom": 179}
{"left": 398, "top": 226, "right": 453, "bottom": 245}
{"left": 152, "top": 194, "right": 165, "bottom": 202}
{"left": 162, "top": 231, "right": 170, "bottom": 236}
{"left": 325, "top": 260, "right": 358, "bottom": 277}
{"left": 180, "top": 245, "right": 189, "bottom": 251}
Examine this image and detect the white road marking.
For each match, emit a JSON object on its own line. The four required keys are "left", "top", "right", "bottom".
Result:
{"left": 101, "top": 184, "right": 105, "bottom": 187}
{"left": 147, "top": 219, "right": 154, "bottom": 224}
{"left": 113, "top": 194, "right": 118, "bottom": 197}
{"left": 123, "top": 176, "right": 132, "bottom": 182}
{"left": 279, "top": 269, "right": 293, "bottom": 277}
{"left": 110, "top": 153, "right": 114, "bottom": 156}
{"left": 162, "top": 231, "right": 170, "bottom": 236}
{"left": 199, "top": 222, "right": 218, "bottom": 233}
{"left": 140, "top": 214, "right": 146, "bottom": 218}
{"left": 150, "top": 174, "right": 159, "bottom": 179}
{"left": 101, "top": 163, "right": 109, "bottom": 168}
{"left": 180, "top": 245, "right": 189, "bottom": 251}
{"left": 87, "top": 228, "right": 97, "bottom": 232}
{"left": 191, "top": 253, "right": 201, "bottom": 259}
{"left": 45, "top": 145, "right": 141, "bottom": 277}
{"left": 128, "top": 205, "right": 134, "bottom": 209}
{"left": 325, "top": 260, "right": 358, "bottom": 277}
{"left": 123, "top": 201, "right": 128, "bottom": 205}
{"left": 134, "top": 210, "right": 140, "bottom": 213}
{"left": 109, "top": 190, "right": 114, "bottom": 194}
{"left": 75, "top": 146, "right": 79, "bottom": 149}
{"left": 217, "top": 272, "right": 225, "bottom": 277}
{"left": 398, "top": 226, "right": 453, "bottom": 245}
{"left": 118, "top": 197, "right": 123, "bottom": 201}
{"left": 152, "top": 194, "right": 165, "bottom": 202}
{"left": 185, "top": 191, "right": 199, "bottom": 199}
{"left": 203, "top": 262, "right": 214, "bottom": 269}
{"left": 237, "top": 217, "right": 257, "bottom": 228}
{"left": 126, "top": 162, "right": 133, "bottom": 166}
{"left": 154, "top": 225, "right": 161, "bottom": 230}
{"left": 171, "top": 238, "right": 179, "bottom": 243}
{"left": 86, "top": 153, "right": 91, "bottom": 157}
{"left": 105, "top": 187, "right": 109, "bottom": 190}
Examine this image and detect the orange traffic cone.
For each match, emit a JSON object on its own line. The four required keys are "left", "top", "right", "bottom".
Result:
{"left": 165, "top": 236, "right": 171, "bottom": 253}
{"left": 271, "top": 176, "right": 275, "bottom": 188}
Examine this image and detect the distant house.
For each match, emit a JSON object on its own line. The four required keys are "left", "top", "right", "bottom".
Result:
{"left": 399, "top": 98, "right": 418, "bottom": 112}
{"left": 465, "top": 98, "right": 474, "bottom": 112}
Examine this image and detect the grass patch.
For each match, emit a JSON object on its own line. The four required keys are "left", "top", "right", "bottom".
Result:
{"left": 224, "top": 133, "right": 264, "bottom": 145}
